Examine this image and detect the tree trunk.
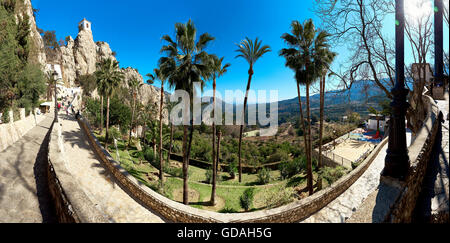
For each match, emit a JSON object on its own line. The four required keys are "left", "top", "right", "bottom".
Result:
{"left": 167, "top": 124, "right": 173, "bottom": 165}
{"left": 182, "top": 125, "right": 189, "bottom": 205}
{"left": 105, "top": 96, "right": 110, "bottom": 149}
{"left": 128, "top": 93, "right": 136, "bottom": 147}
{"left": 318, "top": 75, "right": 325, "bottom": 190}
{"left": 211, "top": 76, "right": 217, "bottom": 205}
{"left": 100, "top": 96, "right": 104, "bottom": 133}
{"left": 305, "top": 83, "right": 313, "bottom": 195}
{"left": 238, "top": 67, "right": 253, "bottom": 183}
{"left": 159, "top": 82, "right": 164, "bottom": 182}
{"left": 297, "top": 83, "right": 311, "bottom": 189}
{"left": 212, "top": 130, "right": 221, "bottom": 205}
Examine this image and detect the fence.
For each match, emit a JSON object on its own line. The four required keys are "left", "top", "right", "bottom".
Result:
{"left": 321, "top": 150, "right": 353, "bottom": 168}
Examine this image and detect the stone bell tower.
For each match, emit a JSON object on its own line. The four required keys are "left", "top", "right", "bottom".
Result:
{"left": 78, "top": 18, "right": 92, "bottom": 32}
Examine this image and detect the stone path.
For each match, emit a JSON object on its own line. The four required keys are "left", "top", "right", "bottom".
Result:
{"left": 0, "top": 114, "right": 57, "bottom": 223}
{"left": 58, "top": 97, "right": 166, "bottom": 222}
{"left": 302, "top": 132, "right": 412, "bottom": 223}
{"left": 414, "top": 92, "right": 449, "bottom": 222}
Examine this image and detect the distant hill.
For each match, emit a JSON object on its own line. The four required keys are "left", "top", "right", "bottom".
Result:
{"left": 175, "top": 80, "right": 389, "bottom": 125}
{"left": 272, "top": 80, "right": 388, "bottom": 124}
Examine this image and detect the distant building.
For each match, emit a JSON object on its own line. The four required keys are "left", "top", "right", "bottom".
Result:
{"left": 78, "top": 18, "right": 92, "bottom": 32}
{"left": 366, "top": 114, "right": 386, "bottom": 132}
{"left": 411, "top": 63, "right": 434, "bottom": 85}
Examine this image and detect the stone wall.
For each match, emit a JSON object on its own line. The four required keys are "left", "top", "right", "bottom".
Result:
{"left": 386, "top": 95, "right": 442, "bottom": 223}
{"left": 47, "top": 121, "right": 109, "bottom": 223}
{"left": 76, "top": 114, "right": 389, "bottom": 223}
{"left": 0, "top": 108, "right": 46, "bottom": 152}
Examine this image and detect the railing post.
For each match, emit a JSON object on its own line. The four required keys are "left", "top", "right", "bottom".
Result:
{"left": 434, "top": 0, "right": 443, "bottom": 89}
{"left": 383, "top": 0, "right": 410, "bottom": 180}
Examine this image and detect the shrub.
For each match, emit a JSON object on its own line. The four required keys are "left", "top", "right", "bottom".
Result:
{"left": 279, "top": 156, "right": 306, "bottom": 180}
{"left": 107, "top": 127, "right": 121, "bottom": 143}
{"left": 240, "top": 188, "right": 255, "bottom": 211}
{"left": 257, "top": 167, "right": 271, "bottom": 185}
{"left": 262, "top": 187, "right": 295, "bottom": 209}
{"left": 228, "top": 160, "right": 238, "bottom": 179}
{"left": 320, "top": 166, "right": 347, "bottom": 184}
{"left": 2, "top": 108, "right": 10, "bottom": 123}
{"left": 266, "top": 150, "right": 290, "bottom": 163}
{"left": 205, "top": 167, "right": 222, "bottom": 184}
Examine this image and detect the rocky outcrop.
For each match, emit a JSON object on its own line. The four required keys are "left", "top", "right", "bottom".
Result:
{"left": 15, "top": 0, "right": 47, "bottom": 67}
{"left": 60, "top": 36, "right": 77, "bottom": 87}
{"left": 121, "top": 67, "right": 168, "bottom": 123}
{"left": 73, "top": 28, "right": 97, "bottom": 77}
{"left": 96, "top": 41, "right": 116, "bottom": 62}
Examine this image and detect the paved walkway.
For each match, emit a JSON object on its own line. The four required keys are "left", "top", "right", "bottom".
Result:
{"left": 0, "top": 114, "right": 57, "bottom": 223}
{"left": 58, "top": 96, "right": 166, "bottom": 222}
{"left": 302, "top": 132, "right": 412, "bottom": 223}
{"left": 414, "top": 92, "right": 449, "bottom": 222}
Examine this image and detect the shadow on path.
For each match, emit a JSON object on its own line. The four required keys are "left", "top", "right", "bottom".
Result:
{"left": 33, "top": 121, "right": 58, "bottom": 223}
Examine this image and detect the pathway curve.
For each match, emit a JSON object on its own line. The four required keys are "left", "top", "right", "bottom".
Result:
{"left": 0, "top": 114, "right": 57, "bottom": 223}
{"left": 414, "top": 92, "right": 449, "bottom": 221}
{"left": 302, "top": 132, "right": 412, "bottom": 223}
{"left": 58, "top": 96, "right": 166, "bottom": 222}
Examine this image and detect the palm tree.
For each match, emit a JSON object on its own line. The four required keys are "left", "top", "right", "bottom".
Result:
{"left": 280, "top": 19, "right": 332, "bottom": 195}
{"left": 314, "top": 41, "right": 336, "bottom": 191}
{"left": 159, "top": 19, "right": 214, "bottom": 205}
{"left": 95, "top": 58, "right": 124, "bottom": 148}
{"left": 235, "top": 37, "right": 271, "bottom": 183}
{"left": 45, "top": 71, "right": 63, "bottom": 101}
{"left": 165, "top": 100, "right": 178, "bottom": 166}
{"left": 205, "top": 56, "right": 229, "bottom": 204}
{"left": 147, "top": 68, "right": 167, "bottom": 182}
{"left": 127, "top": 78, "right": 143, "bottom": 147}
{"left": 207, "top": 55, "right": 230, "bottom": 205}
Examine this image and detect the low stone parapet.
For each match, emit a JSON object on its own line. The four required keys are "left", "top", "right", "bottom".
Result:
{"left": 0, "top": 109, "right": 46, "bottom": 152}
{"left": 47, "top": 121, "right": 109, "bottom": 223}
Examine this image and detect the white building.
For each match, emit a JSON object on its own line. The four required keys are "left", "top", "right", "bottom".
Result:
{"left": 366, "top": 114, "right": 386, "bottom": 132}
{"left": 78, "top": 18, "right": 92, "bottom": 32}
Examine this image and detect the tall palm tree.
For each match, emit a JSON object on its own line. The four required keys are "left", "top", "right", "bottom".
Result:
{"left": 235, "top": 37, "right": 271, "bottom": 183}
{"left": 95, "top": 58, "right": 124, "bottom": 148}
{"left": 314, "top": 41, "right": 336, "bottom": 190}
{"left": 147, "top": 68, "right": 167, "bottom": 182}
{"left": 45, "top": 71, "right": 63, "bottom": 101}
{"left": 127, "top": 78, "right": 143, "bottom": 147}
{"left": 207, "top": 55, "right": 230, "bottom": 205}
{"left": 159, "top": 19, "right": 214, "bottom": 205}
{"left": 280, "top": 19, "right": 332, "bottom": 195}
{"left": 165, "top": 100, "right": 178, "bottom": 166}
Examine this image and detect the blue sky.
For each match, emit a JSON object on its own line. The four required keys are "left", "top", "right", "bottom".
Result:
{"left": 32, "top": 0, "right": 449, "bottom": 103}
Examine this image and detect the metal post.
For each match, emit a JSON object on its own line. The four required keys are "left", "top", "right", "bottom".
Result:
{"left": 435, "top": 0, "right": 443, "bottom": 89}
{"left": 53, "top": 71, "right": 59, "bottom": 123}
{"left": 383, "top": 0, "right": 410, "bottom": 180}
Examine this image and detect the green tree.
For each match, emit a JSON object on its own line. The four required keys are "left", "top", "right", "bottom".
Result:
{"left": 159, "top": 19, "right": 214, "bottom": 205}
{"left": 77, "top": 74, "right": 97, "bottom": 98}
{"left": 280, "top": 19, "right": 332, "bottom": 195}
{"left": 95, "top": 58, "right": 124, "bottom": 148}
{"left": 165, "top": 100, "right": 178, "bottom": 166}
{"left": 235, "top": 37, "right": 271, "bottom": 183}
{"left": 207, "top": 55, "right": 230, "bottom": 205}
{"left": 127, "top": 78, "right": 143, "bottom": 147}
{"left": 147, "top": 68, "right": 167, "bottom": 182}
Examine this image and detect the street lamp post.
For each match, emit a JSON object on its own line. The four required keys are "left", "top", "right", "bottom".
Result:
{"left": 434, "top": 0, "right": 443, "bottom": 90}
{"left": 382, "top": 0, "right": 410, "bottom": 180}
{"left": 53, "top": 71, "right": 59, "bottom": 123}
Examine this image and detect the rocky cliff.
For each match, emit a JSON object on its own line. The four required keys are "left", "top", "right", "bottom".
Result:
{"left": 22, "top": 0, "right": 165, "bottom": 120}
{"left": 15, "top": 0, "right": 46, "bottom": 67}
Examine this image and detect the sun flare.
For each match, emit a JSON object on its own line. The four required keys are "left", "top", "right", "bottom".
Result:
{"left": 405, "top": 0, "right": 433, "bottom": 22}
